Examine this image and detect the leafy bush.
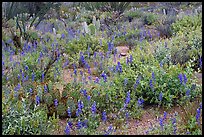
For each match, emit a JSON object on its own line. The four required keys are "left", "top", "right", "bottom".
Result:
{"left": 113, "top": 46, "right": 202, "bottom": 108}
{"left": 156, "top": 15, "right": 177, "bottom": 38}
{"left": 143, "top": 13, "right": 158, "bottom": 25}
{"left": 124, "top": 10, "right": 144, "bottom": 19}
{"left": 2, "top": 93, "right": 59, "bottom": 135}
{"left": 171, "top": 13, "right": 202, "bottom": 36}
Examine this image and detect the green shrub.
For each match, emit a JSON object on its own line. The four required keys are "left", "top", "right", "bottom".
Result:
{"left": 112, "top": 46, "right": 201, "bottom": 108}
{"left": 156, "top": 15, "right": 177, "bottom": 38}
{"left": 171, "top": 13, "right": 202, "bottom": 36}
{"left": 124, "top": 10, "right": 144, "bottom": 19}
{"left": 2, "top": 94, "right": 59, "bottom": 135}
{"left": 143, "top": 13, "right": 158, "bottom": 25}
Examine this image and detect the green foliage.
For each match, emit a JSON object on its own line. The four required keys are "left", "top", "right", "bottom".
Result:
{"left": 80, "top": 2, "right": 130, "bottom": 14}
{"left": 143, "top": 12, "right": 158, "bottom": 25}
{"left": 2, "top": 95, "right": 59, "bottom": 135}
{"left": 124, "top": 10, "right": 144, "bottom": 19}
{"left": 171, "top": 13, "right": 202, "bottom": 36}
{"left": 156, "top": 15, "right": 177, "bottom": 38}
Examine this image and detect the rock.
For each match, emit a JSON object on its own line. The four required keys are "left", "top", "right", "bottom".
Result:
{"left": 120, "top": 52, "right": 127, "bottom": 56}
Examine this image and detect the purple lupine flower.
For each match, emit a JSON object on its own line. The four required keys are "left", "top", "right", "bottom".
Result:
{"left": 126, "top": 57, "right": 129, "bottom": 65}
{"left": 134, "top": 78, "right": 140, "bottom": 89}
{"left": 148, "top": 30, "right": 152, "bottom": 39}
{"left": 29, "top": 88, "right": 33, "bottom": 94}
{"left": 54, "top": 99, "right": 58, "bottom": 107}
{"left": 108, "top": 42, "right": 112, "bottom": 51}
{"left": 172, "top": 117, "right": 177, "bottom": 134}
{"left": 61, "top": 33, "right": 65, "bottom": 39}
{"left": 186, "top": 131, "right": 191, "bottom": 134}
{"left": 138, "top": 98, "right": 144, "bottom": 107}
{"left": 178, "top": 73, "right": 183, "bottom": 84}
{"left": 64, "top": 124, "right": 70, "bottom": 135}
{"left": 87, "top": 95, "right": 91, "bottom": 102}
{"left": 21, "top": 72, "right": 24, "bottom": 82}
{"left": 102, "top": 110, "right": 107, "bottom": 122}
{"left": 129, "top": 55, "right": 133, "bottom": 63}
{"left": 17, "top": 74, "right": 21, "bottom": 80}
{"left": 88, "top": 76, "right": 92, "bottom": 81}
{"left": 36, "top": 96, "right": 40, "bottom": 105}
{"left": 14, "top": 83, "right": 21, "bottom": 92}
{"left": 94, "top": 77, "right": 99, "bottom": 83}
{"left": 67, "top": 107, "right": 71, "bottom": 117}
{"left": 76, "top": 108, "right": 80, "bottom": 117}
{"left": 125, "top": 111, "right": 129, "bottom": 120}
{"left": 124, "top": 91, "right": 131, "bottom": 107}
{"left": 25, "top": 65, "right": 28, "bottom": 71}
{"left": 77, "top": 120, "right": 82, "bottom": 129}
{"left": 159, "top": 117, "right": 164, "bottom": 130}
{"left": 124, "top": 78, "right": 128, "bottom": 86}
{"left": 152, "top": 72, "right": 155, "bottom": 80}
{"left": 68, "top": 121, "right": 73, "bottom": 129}
{"left": 199, "top": 57, "right": 202, "bottom": 68}
{"left": 41, "top": 72, "right": 44, "bottom": 82}
{"left": 199, "top": 102, "right": 202, "bottom": 110}
{"left": 186, "top": 89, "right": 190, "bottom": 97}
{"left": 78, "top": 100, "right": 84, "bottom": 110}
{"left": 163, "top": 111, "right": 167, "bottom": 120}
{"left": 183, "top": 74, "right": 187, "bottom": 85}
{"left": 160, "top": 62, "right": 163, "bottom": 67}
{"left": 101, "top": 72, "right": 107, "bottom": 82}
{"left": 196, "top": 108, "right": 201, "bottom": 125}
{"left": 91, "top": 101, "right": 97, "bottom": 115}
{"left": 82, "top": 119, "right": 88, "bottom": 128}
{"left": 104, "top": 125, "right": 113, "bottom": 135}
{"left": 80, "top": 52, "right": 86, "bottom": 66}
{"left": 25, "top": 75, "right": 29, "bottom": 81}
{"left": 117, "top": 62, "right": 122, "bottom": 73}
{"left": 83, "top": 89, "right": 87, "bottom": 97}
{"left": 44, "top": 85, "right": 48, "bottom": 93}
{"left": 88, "top": 67, "right": 91, "bottom": 75}
{"left": 159, "top": 92, "right": 163, "bottom": 101}
{"left": 149, "top": 79, "right": 154, "bottom": 90}
{"left": 74, "top": 68, "right": 77, "bottom": 76}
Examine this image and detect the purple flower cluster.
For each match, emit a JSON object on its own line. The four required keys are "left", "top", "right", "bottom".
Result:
{"left": 172, "top": 117, "right": 177, "bottom": 134}
{"left": 159, "top": 92, "right": 163, "bottom": 102}
{"left": 116, "top": 62, "right": 122, "bottom": 73}
{"left": 159, "top": 117, "right": 164, "bottom": 130}
{"left": 102, "top": 110, "right": 107, "bottom": 122}
{"left": 104, "top": 125, "right": 114, "bottom": 135}
{"left": 149, "top": 79, "right": 154, "bottom": 91}
{"left": 134, "top": 77, "right": 140, "bottom": 89}
{"left": 124, "top": 91, "right": 131, "bottom": 108}
{"left": 186, "top": 89, "right": 190, "bottom": 97}
{"left": 54, "top": 99, "right": 58, "bottom": 107}
{"left": 36, "top": 96, "right": 40, "bottom": 105}
{"left": 196, "top": 106, "right": 202, "bottom": 125}
{"left": 67, "top": 107, "right": 71, "bottom": 117}
{"left": 138, "top": 98, "right": 144, "bottom": 107}
{"left": 91, "top": 101, "right": 97, "bottom": 115}
{"left": 64, "top": 124, "right": 70, "bottom": 135}
{"left": 76, "top": 120, "right": 82, "bottom": 129}
{"left": 101, "top": 72, "right": 107, "bottom": 82}
{"left": 178, "top": 73, "right": 188, "bottom": 85}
